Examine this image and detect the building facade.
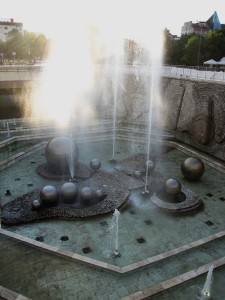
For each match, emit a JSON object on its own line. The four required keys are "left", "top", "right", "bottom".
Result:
{"left": 0, "top": 18, "right": 23, "bottom": 41}
{"left": 181, "top": 11, "right": 224, "bottom": 36}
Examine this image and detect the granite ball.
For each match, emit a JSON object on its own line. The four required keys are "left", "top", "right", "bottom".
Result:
{"left": 164, "top": 179, "right": 182, "bottom": 195}
{"left": 181, "top": 157, "right": 205, "bottom": 180}
{"left": 32, "top": 199, "right": 41, "bottom": 210}
{"left": 90, "top": 159, "right": 101, "bottom": 171}
{"left": 95, "top": 189, "right": 103, "bottom": 200}
{"left": 134, "top": 170, "right": 142, "bottom": 178}
{"left": 40, "top": 185, "right": 58, "bottom": 205}
{"left": 146, "top": 160, "right": 154, "bottom": 173}
{"left": 60, "top": 182, "right": 78, "bottom": 203}
{"left": 80, "top": 186, "right": 93, "bottom": 204}
{"left": 45, "top": 136, "right": 79, "bottom": 170}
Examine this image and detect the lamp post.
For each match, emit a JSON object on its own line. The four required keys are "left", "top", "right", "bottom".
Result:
{"left": 197, "top": 22, "right": 203, "bottom": 70}
{"left": 0, "top": 52, "right": 3, "bottom": 65}
{"left": 12, "top": 51, "right": 16, "bottom": 63}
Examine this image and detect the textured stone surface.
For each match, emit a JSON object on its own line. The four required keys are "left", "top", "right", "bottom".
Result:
{"left": 37, "top": 161, "right": 91, "bottom": 180}
{"left": 161, "top": 78, "right": 225, "bottom": 161}
{"left": 1, "top": 170, "right": 143, "bottom": 225}
{"left": 151, "top": 186, "right": 203, "bottom": 215}
{"left": 96, "top": 74, "right": 225, "bottom": 161}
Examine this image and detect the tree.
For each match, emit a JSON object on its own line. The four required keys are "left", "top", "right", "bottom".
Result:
{"left": 162, "top": 28, "right": 173, "bottom": 65}
{"left": 0, "top": 30, "right": 50, "bottom": 61}
{"left": 4, "top": 30, "right": 27, "bottom": 59}
{"left": 23, "top": 31, "right": 50, "bottom": 61}
{"left": 181, "top": 35, "right": 200, "bottom": 66}
{"left": 203, "top": 30, "right": 225, "bottom": 61}
{"left": 163, "top": 31, "right": 191, "bottom": 65}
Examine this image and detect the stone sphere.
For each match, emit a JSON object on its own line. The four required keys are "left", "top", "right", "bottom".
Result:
{"left": 32, "top": 199, "right": 41, "bottom": 210}
{"left": 146, "top": 160, "right": 154, "bottom": 172}
{"left": 134, "top": 170, "right": 142, "bottom": 178}
{"left": 60, "top": 182, "right": 78, "bottom": 203}
{"left": 90, "top": 159, "right": 101, "bottom": 171}
{"left": 45, "top": 136, "right": 79, "bottom": 170}
{"left": 80, "top": 186, "right": 93, "bottom": 204}
{"left": 95, "top": 189, "right": 103, "bottom": 200}
{"left": 164, "top": 179, "right": 182, "bottom": 195}
{"left": 181, "top": 157, "right": 205, "bottom": 180}
{"left": 40, "top": 185, "right": 58, "bottom": 205}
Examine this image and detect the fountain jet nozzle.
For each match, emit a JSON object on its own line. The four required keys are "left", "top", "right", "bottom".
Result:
{"left": 109, "top": 158, "right": 117, "bottom": 163}
{"left": 69, "top": 178, "right": 76, "bottom": 182}
{"left": 112, "top": 249, "right": 121, "bottom": 258}
{"left": 201, "top": 264, "right": 214, "bottom": 299}
{"left": 142, "top": 187, "right": 150, "bottom": 195}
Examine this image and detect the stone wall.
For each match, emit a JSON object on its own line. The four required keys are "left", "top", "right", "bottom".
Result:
{"left": 96, "top": 73, "right": 225, "bottom": 160}
{"left": 162, "top": 77, "right": 225, "bottom": 160}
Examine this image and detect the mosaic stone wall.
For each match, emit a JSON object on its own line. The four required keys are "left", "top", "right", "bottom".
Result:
{"left": 96, "top": 74, "right": 225, "bottom": 161}
{"left": 161, "top": 78, "right": 225, "bottom": 161}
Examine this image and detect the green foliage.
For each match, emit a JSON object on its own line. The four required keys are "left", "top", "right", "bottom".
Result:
{"left": 163, "top": 28, "right": 225, "bottom": 66}
{"left": 181, "top": 35, "right": 200, "bottom": 66}
{"left": 203, "top": 30, "right": 225, "bottom": 61}
{"left": 0, "top": 29, "right": 50, "bottom": 61}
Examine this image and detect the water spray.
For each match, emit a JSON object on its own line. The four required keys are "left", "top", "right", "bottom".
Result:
{"left": 111, "top": 208, "right": 121, "bottom": 258}
{"left": 200, "top": 264, "right": 214, "bottom": 299}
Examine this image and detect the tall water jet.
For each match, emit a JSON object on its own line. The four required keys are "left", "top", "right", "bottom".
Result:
{"left": 141, "top": 31, "right": 163, "bottom": 194}
{"left": 67, "top": 137, "right": 75, "bottom": 181}
{"left": 111, "top": 61, "right": 119, "bottom": 162}
{"left": 6, "top": 122, "right": 10, "bottom": 138}
{"left": 200, "top": 264, "right": 214, "bottom": 299}
{"left": 109, "top": 40, "right": 124, "bottom": 162}
{"left": 110, "top": 208, "right": 121, "bottom": 257}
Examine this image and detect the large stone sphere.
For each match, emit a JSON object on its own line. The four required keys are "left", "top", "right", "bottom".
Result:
{"left": 40, "top": 185, "right": 58, "bottom": 205}
{"left": 90, "top": 159, "right": 101, "bottom": 171}
{"left": 164, "top": 179, "right": 182, "bottom": 195}
{"left": 45, "top": 136, "right": 79, "bottom": 170}
{"left": 60, "top": 182, "right": 78, "bottom": 203}
{"left": 181, "top": 157, "right": 205, "bottom": 180}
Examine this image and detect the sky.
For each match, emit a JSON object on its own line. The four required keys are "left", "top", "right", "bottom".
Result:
{"left": 0, "top": 0, "right": 225, "bottom": 38}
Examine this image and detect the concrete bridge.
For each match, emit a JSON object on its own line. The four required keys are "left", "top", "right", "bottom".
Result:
{"left": 0, "top": 64, "right": 224, "bottom": 89}
{"left": 0, "top": 65, "right": 43, "bottom": 88}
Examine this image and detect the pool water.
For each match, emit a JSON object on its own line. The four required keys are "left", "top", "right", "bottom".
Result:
{"left": 1, "top": 133, "right": 225, "bottom": 299}
{"left": 1, "top": 138, "right": 225, "bottom": 269}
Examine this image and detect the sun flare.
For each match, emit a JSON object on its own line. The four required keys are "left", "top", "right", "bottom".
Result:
{"left": 30, "top": 0, "right": 164, "bottom": 126}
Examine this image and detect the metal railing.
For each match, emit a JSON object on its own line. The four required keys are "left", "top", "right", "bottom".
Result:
{"left": 0, "top": 64, "right": 224, "bottom": 83}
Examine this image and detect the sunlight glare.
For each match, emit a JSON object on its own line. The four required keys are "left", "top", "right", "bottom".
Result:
{"left": 30, "top": 0, "right": 164, "bottom": 126}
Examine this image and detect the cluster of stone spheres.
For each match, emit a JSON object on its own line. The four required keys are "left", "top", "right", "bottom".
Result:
{"left": 2, "top": 136, "right": 205, "bottom": 225}
{"left": 164, "top": 156, "right": 205, "bottom": 196}
{"left": 34, "top": 136, "right": 104, "bottom": 210}
{"left": 33, "top": 180, "right": 104, "bottom": 210}
{"left": 37, "top": 137, "right": 205, "bottom": 209}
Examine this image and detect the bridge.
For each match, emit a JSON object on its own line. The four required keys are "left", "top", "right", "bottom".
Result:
{"left": 0, "top": 64, "right": 224, "bottom": 89}
{"left": 0, "top": 65, "right": 43, "bottom": 88}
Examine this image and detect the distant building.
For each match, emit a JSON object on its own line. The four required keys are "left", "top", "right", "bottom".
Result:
{"left": 0, "top": 18, "right": 23, "bottom": 41}
{"left": 181, "top": 11, "right": 225, "bottom": 36}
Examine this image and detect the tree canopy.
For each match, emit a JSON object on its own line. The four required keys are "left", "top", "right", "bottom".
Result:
{"left": 163, "top": 28, "right": 225, "bottom": 66}
{"left": 0, "top": 29, "right": 50, "bottom": 61}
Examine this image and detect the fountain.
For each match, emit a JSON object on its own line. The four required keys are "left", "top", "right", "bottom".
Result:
{"left": 110, "top": 208, "right": 121, "bottom": 258}
{"left": 6, "top": 121, "right": 10, "bottom": 138}
{"left": 1, "top": 6, "right": 224, "bottom": 300}
{"left": 200, "top": 265, "right": 214, "bottom": 299}
{"left": 111, "top": 56, "right": 119, "bottom": 163}
{"left": 1, "top": 134, "right": 204, "bottom": 225}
